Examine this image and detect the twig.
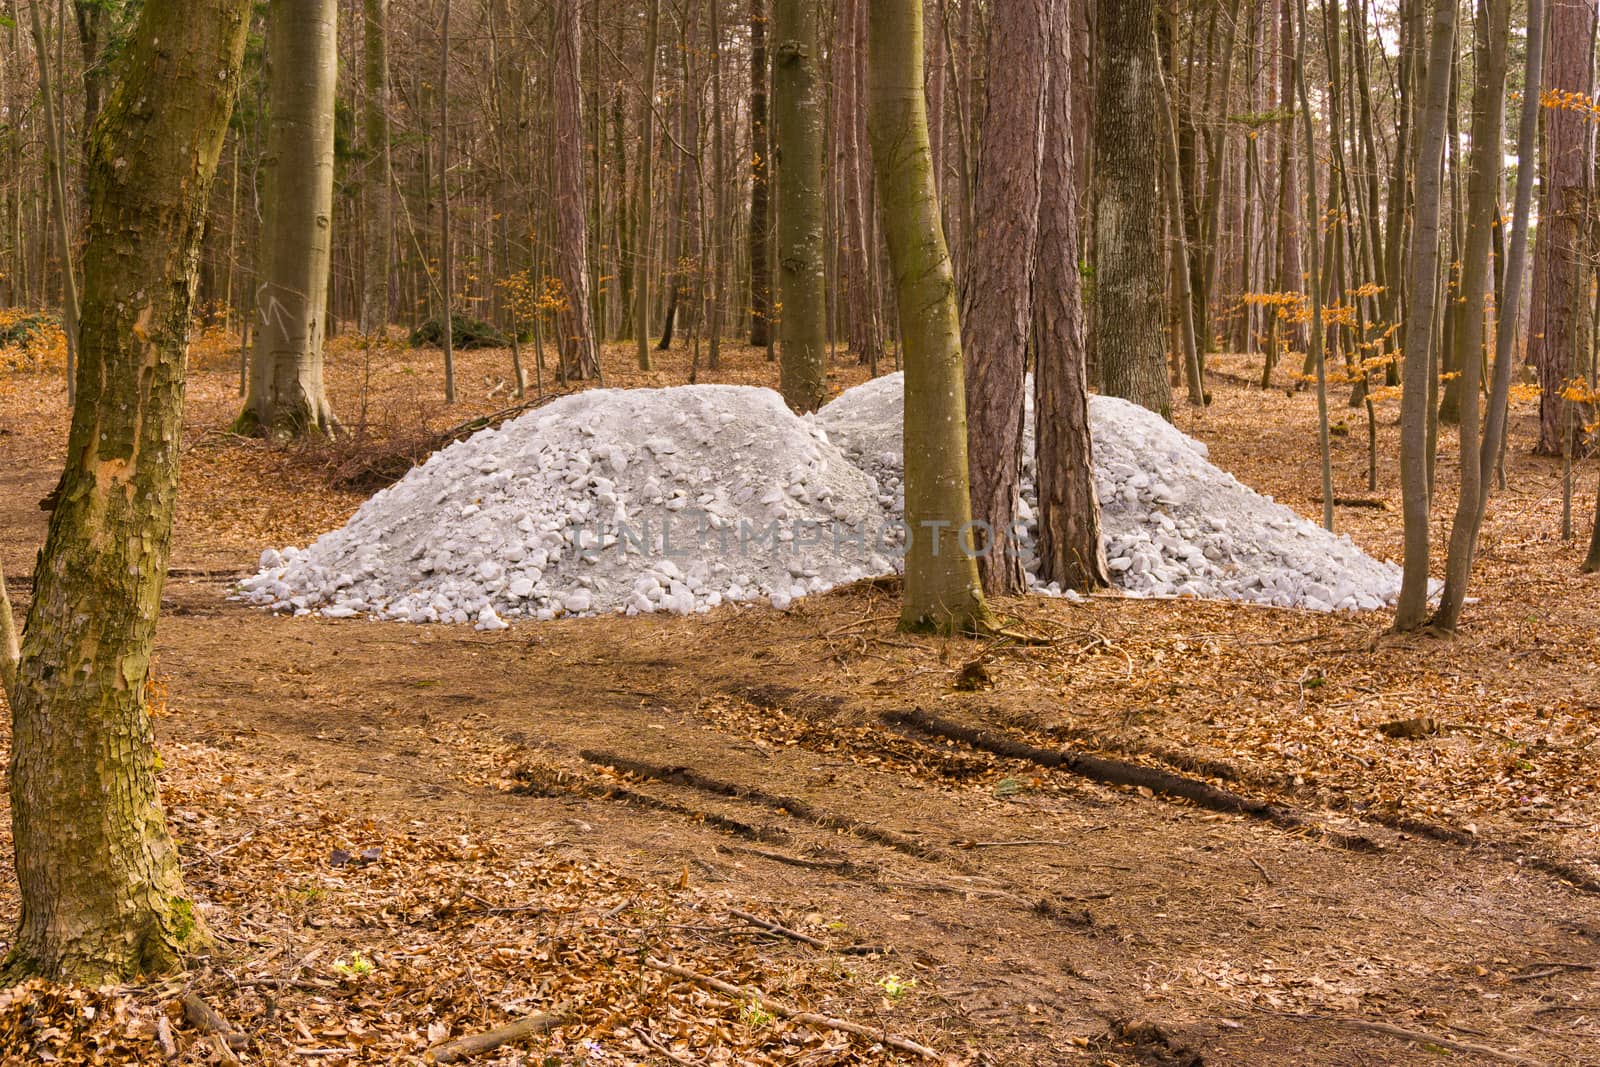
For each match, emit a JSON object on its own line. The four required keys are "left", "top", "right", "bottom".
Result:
{"left": 155, "top": 1014, "right": 177, "bottom": 1061}
{"left": 644, "top": 957, "right": 946, "bottom": 1062}
{"left": 1247, "top": 857, "right": 1275, "bottom": 885}
{"left": 727, "top": 907, "right": 827, "bottom": 947}
{"left": 632, "top": 1025, "right": 699, "bottom": 1066}
{"left": 426, "top": 1009, "right": 566, "bottom": 1063}
{"left": 1275, "top": 1011, "right": 1540, "bottom": 1064}
{"left": 963, "top": 839, "right": 1076, "bottom": 849}
{"left": 1511, "top": 961, "right": 1597, "bottom": 982}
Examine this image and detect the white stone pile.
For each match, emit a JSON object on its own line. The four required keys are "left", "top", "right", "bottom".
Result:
{"left": 242, "top": 374, "right": 1405, "bottom": 625}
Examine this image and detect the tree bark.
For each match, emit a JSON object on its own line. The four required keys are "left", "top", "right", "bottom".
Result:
{"left": 1432, "top": 0, "right": 1512, "bottom": 630}
{"left": 774, "top": 0, "right": 827, "bottom": 412}
{"left": 1528, "top": 0, "right": 1597, "bottom": 455}
{"left": 868, "top": 0, "right": 994, "bottom": 634}
{"left": 1092, "top": 0, "right": 1171, "bottom": 418}
{"left": 360, "top": 0, "right": 392, "bottom": 335}
{"left": 554, "top": 0, "right": 600, "bottom": 380}
{"left": 961, "top": 0, "right": 1048, "bottom": 594}
{"left": 1034, "top": 0, "right": 1109, "bottom": 593}
{"left": 1394, "top": 0, "right": 1458, "bottom": 631}
{"left": 7, "top": 0, "right": 251, "bottom": 983}
{"left": 28, "top": 0, "right": 80, "bottom": 404}
{"left": 749, "top": 0, "right": 773, "bottom": 349}
{"left": 637, "top": 0, "right": 661, "bottom": 370}
{"left": 240, "top": 0, "right": 340, "bottom": 436}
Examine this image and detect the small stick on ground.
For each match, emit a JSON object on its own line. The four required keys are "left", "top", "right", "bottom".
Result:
{"left": 632, "top": 1025, "right": 699, "bottom": 1066}
{"left": 155, "top": 1014, "right": 178, "bottom": 1061}
{"left": 181, "top": 993, "right": 248, "bottom": 1051}
{"left": 645, "top": 957, "right": 946, "bottom": 1062}
{"left": 1277, "top": 1012, "right": 1540, "bottom": 1065}
{"left": 426, "top": 1009, "right": 565, "bottom": 1063}
{"left": 728, "top": 907, "right": 827, "bottom": 947}
{"left": 1248, "top": 857, "right": 1275, "bottom": 885}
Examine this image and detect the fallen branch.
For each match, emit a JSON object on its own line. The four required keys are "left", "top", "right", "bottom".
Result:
{"left": 1277, "top": 1012, "right": 1540, "bottom": 1065}
{"left": 644, "top": 957, "right": 945, "bottom": 1062}
{"left": 181, "top": 993, "right": 248, "bottom": 1052}
{"left": 0, "top": 559, "right": 18, "bottom": 696}
{"left": 426, "top": 1009, "right": 565, "bottom": 1063}
{"left": 728, "top": 907, "right": 827, "bottom": 948}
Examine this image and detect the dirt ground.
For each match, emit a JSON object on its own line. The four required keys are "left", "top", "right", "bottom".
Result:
{"left": 0, "top": 334, "right": 1597, "bottom": 1066}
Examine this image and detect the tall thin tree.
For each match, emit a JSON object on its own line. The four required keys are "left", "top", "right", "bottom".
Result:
{"left": 774, "top": 0, "right": 827, "bottom": 411}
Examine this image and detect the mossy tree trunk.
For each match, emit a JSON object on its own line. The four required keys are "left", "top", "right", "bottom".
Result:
{"left": 240, "top": 0, "right": 340, "bottom": 436}
{"left": 1034, "top": 0, "right": 1109, "bottom": 593}
{"left": 1092, "top": 0, "right": 1171, "bottom": 418}
{"left": 7, "top": 0, "right": 251, "bottom": 984}
{"left": 868, "top": 0, "right": 995, "bottom": 635}
{"left": 774, "top": 0, "right": 827, "bottom": 412}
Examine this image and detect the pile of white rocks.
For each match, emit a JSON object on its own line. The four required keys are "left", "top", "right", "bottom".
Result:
{"left": 243, "top": 375, "right": 1404, "bottom": 625}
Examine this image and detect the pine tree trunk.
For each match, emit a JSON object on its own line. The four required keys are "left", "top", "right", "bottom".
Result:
{"left": 554, "top": 0, "right": 599, "bottom": 380}
{"left": 748, "top": 0, "right": 773, "bottom": 349}
{"left": 240, "top": 0, "right": 340, "bottom": 436}
{"left": 1092, "top": 0, "right": 1171, "bottom": 418}
{"left": 1034, "top": 0, "right": 1108, "bottom": 593}
{"left": 868, "top": 0, "right": 993, "bottom": 635}
{"left": 360, "top": 0, "right": 392, "bottom": 335}
{"left": 774, "top": 0, "right": 827, "bottom": 411}
{"left": 961, "top": 0, "right": 1048, "bottom": 594}
{"left": 1394, "top": 0, "right": 1458, "bottom": 631}
{"left": 7, "top": 0, "right": 251, "bottom": 983}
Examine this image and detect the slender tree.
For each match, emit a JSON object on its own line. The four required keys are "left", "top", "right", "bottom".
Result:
{"left": 439, "top": 0, "right": 456, "bottom": 401}
{"left": 1034, "top": 0, "right": 1108, "bottom": 592}
{"left": 1093, "top": 0, "right": 1170, "bottom": 417}
{"left": 749, "top": 0, "right": 773, "bottom": 349}
{"left": 360, "top": 0, "right": 392, "bottom": 335}
{"left": 6, "top": 0, "right": 251, "bottom": 982}
{"left": 773, "top": 0, "right": 827, "bottom": 411}
{"left": 869, "top": 0, "right": 994, "bottom": 634}
{"left": 961, "top": 0, "right": 1049, "bottom": 594}
{"left": 27, "top": 0, "right": 80, "bottom": 403}
{"left": 239, "top": 0, "right": 340, "bottom": 436}
{"left": 554, "top": 0, "right": 600, "bottom": 380}
{"left": 637, "top": 0, "right": 661, "bottom": 370}
{"left": 1393, "top": 0, "right": 1458, "bottom": 631}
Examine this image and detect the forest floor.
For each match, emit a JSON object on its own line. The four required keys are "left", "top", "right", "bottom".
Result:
{"left": 0, "top": 333, "right": 1598, "bottom": 1066}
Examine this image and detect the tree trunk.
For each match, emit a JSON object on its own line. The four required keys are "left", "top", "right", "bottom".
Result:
{"left": 868, "top": 0, "right": 994, "bottom": 635}
{"left": 240, "top": 0, "right": 340, "bottom": 436}
{"left": 1092, "top": 0, "right": 1170, "bottom": 418}
{"left": 439, "top": 0, "right": 456, "bottom": 401}
{"left": 28, "top": 0, "right": 80, "bottom": 404}
{"left": 774, "top": 0, "right": 827, "bottom": 411}
{"left": 1034, "top": 0, "right": 1108, "bottom": 593}
{"left": 1394, "top": 0, "right": 1458, "bottom": 631}
{"left": 1432, "top": 0, "right": 1513, "bottom": 630}
{"left": 1528, "top": 0, "right": 1597, "bottom": 455}
{"left": 7, "top": 0, "right": 251, "bottom": 983}
{"left": 748, "top": 0, "right": 773, "bottom": 349}
{"left": 554, "top": 0, "right": 600, "bottom": 380}
{"left": 637, "top": 0, "right": 661, "bottom": 370}
{"left": 961, "top": 0, "right": 1048, "bottom": 594}
{"left": 360, "top": 0, "right": 392, "bottom": 335}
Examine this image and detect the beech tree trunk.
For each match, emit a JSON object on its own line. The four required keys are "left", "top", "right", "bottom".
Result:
{"left": 1034, "top": 0, "right": 1108, "bottom": 593}
{"left": 554, "top": 0, "right": 600, "bottom": 380}
{"left": 7, "top": 0, "right": 251, "bottom": 983}
{"left": 1394, "top": 0, "right": 1458, "bottom": 631}
{"left": 961, "top": 0, "right": 1048, "bottom": 595}
{"left": 360, "top": 0, "right": 392, "bottom": 335}
{"left": 240, "top": 0, "right": 340, "bottom": 436}
{"left": 774, "top": 0, "right": 827, "bottom": 412}
{"left": 1528, "top": 0, "right": 1597, "bottom": 455}
{"left": 1093, "top": 0, "right": 1170, "bottom": 418}
{"left": 637, "top": 0, "right": 661, "bottom": 371}
{"left": 748, "top": 0, "right": 773, "bottom": 349}
{"left": 868, "top": 0, "right": 993, "bottom": 635}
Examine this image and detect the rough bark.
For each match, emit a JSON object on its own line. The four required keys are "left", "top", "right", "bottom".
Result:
{"left": 637, "top": 0, "right": 661, "bottom": 370}
{"left": 1092, "top": 0, "right": 1170, "bottom": 418}
{"left": 1432, "top": 0, "right": 1512, "bottom": 630}
{"left": 360, "top": 0, "right": 392, "bottom": 335}
{"left": 1393, "top": 0, "right": 1458, "bottom": 631}
{"left": 960, "top": 0, "right": 1048, "bottom": 594}
{"left": 749, "top": 0, "right": 773, "bottom": 349}
{"left": 0, "top": 559, "right": 17, "bottom": 695}
{"left": 240, "top": 0, "right": 340, "bottom": 436}
{"left": 867, "top": 0, "right": 994, "bottom": 634}
{"left": 554, "top": 0, "right": 600, "bottom": 380}
{"left": 774, "top": 0, "right": 827, "bottom": 412}
{"left": 7, "top": 0, "right": 251, "bottom": 983}
{"left": 1528, "top": 0, "right": 1597, "bottom": 455}
{"left": 1034, "top": 0, "right": 1109, "bottom": 593}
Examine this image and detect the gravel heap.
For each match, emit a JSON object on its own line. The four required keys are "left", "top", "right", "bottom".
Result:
{"left": 816, "top": 373, "right": 1403, "bottom": 612}
{"left": 244, "top": 375, "right": 1404, "bottom": 624}
{"left": 241, "top": 386, "right": 894, "bottom": 626}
